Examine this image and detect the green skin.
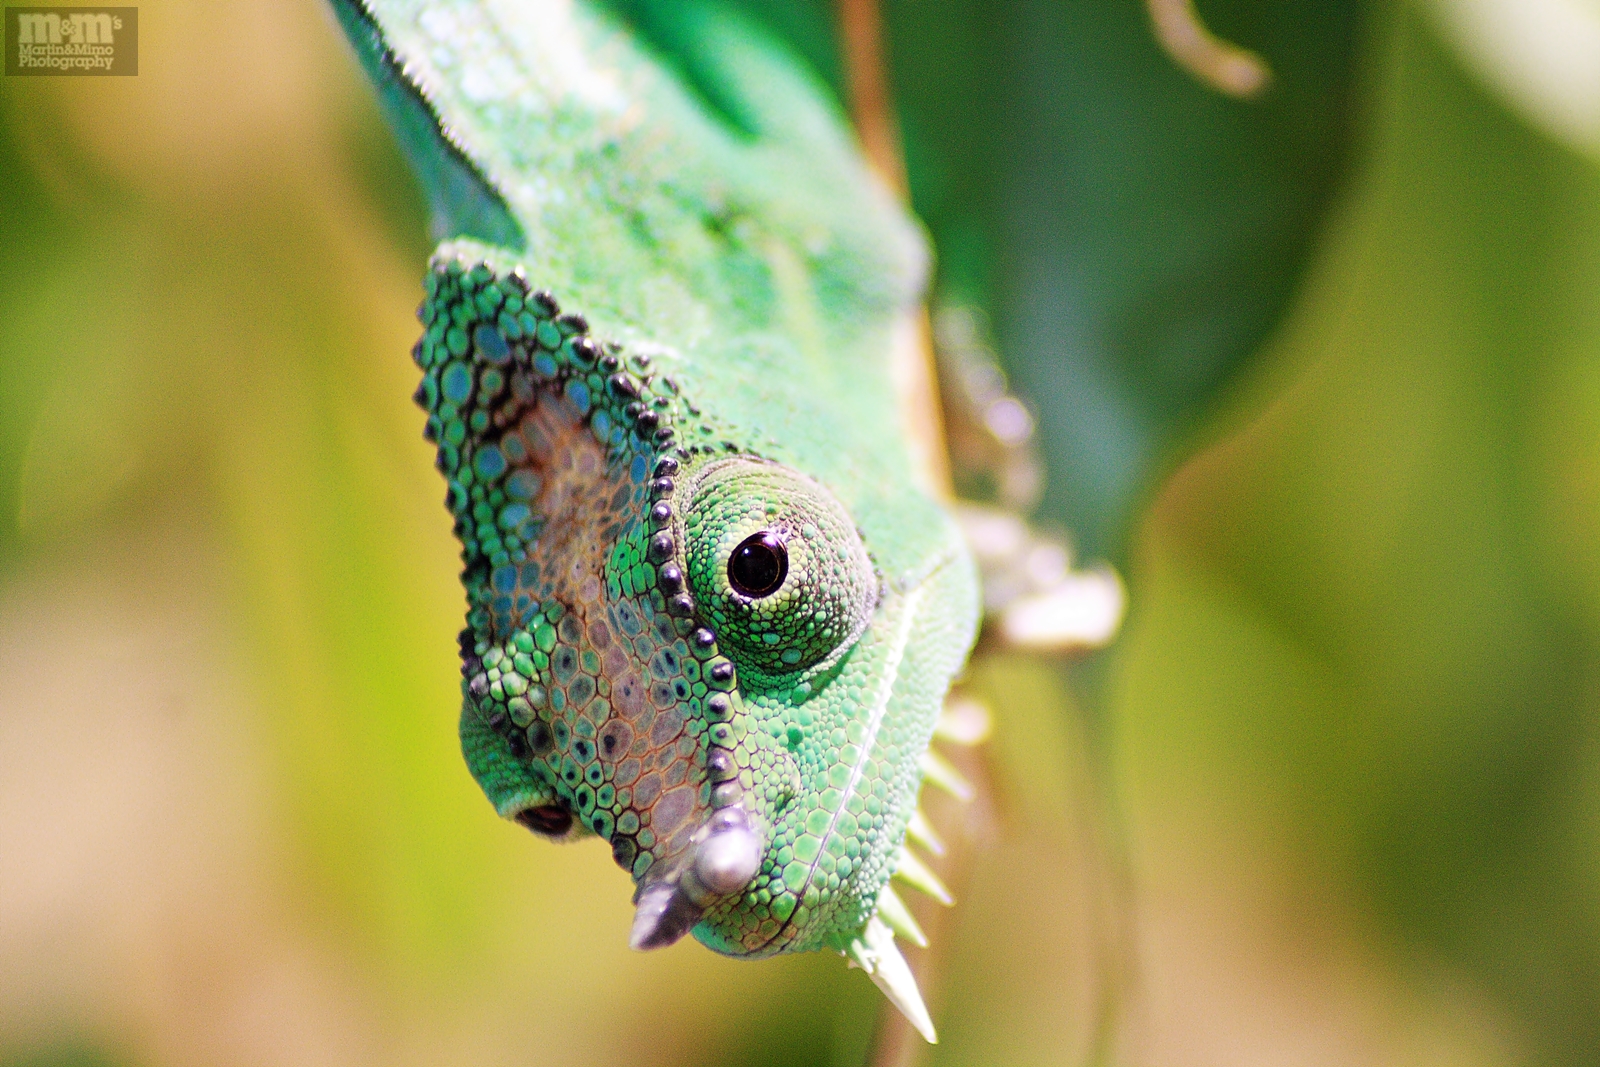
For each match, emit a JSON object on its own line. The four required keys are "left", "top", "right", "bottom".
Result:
{"left": 333, "top": 0, "right": 979, "bottom": 957}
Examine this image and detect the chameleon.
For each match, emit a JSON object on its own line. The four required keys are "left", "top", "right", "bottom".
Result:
{"left": 330, "top": 0, "right": 980, "bottom": 1041}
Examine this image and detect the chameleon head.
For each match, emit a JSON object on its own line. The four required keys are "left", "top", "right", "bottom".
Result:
{"left": 433, "top": 264, "right": 975, "bottom": 971}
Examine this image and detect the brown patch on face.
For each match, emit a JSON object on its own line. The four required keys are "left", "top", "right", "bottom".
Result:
{"left": 483, "top": 391, "right": 712, "bottom": 885}
{"left": 598, "top": 721, "right": 633, "bottom": 762}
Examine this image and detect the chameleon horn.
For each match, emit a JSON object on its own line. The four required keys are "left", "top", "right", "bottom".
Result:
{"left": 629, "top": 881, "right": 705, "bottom": 951}
{"left": 630, "top": 809, "right": 764, "bottom": 950}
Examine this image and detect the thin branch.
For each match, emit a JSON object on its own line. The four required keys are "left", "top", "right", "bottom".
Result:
{"left": 837, "top": 0, "right": 908, "bottom": 194}
{"left": 1146, "top": 0, "right": 1272, "bottom": 98}
{"left": 837, "top": 0, "right": 952, "bottom": 500}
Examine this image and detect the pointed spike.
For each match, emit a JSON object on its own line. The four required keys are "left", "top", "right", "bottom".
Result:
{"left": 861, "top": 917, "right": 937, "bottom": 1043}
{"left": 906, "top": 809, "right": 946, "bottom": 857}
{"left": 875, "top": 884, "right": 928, "bottom": 948}
{"left": 934, "top": 696, "right": 992, "bottom": 746}
{"left": 919, "top": 750, "right": 974, "bottom": 801}
{"left": 629, "top": 881, "right": 706, "bottom": 950}
{"left": 894, "top": 847, "right": 953, "bottom": 906}
{"left": 844, "top": 932, "right": 873, "bottom": 972}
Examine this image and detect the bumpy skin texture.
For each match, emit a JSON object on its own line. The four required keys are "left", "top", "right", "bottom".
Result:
{"left": 334, "top": 0, "right": 980, "bottom": 958}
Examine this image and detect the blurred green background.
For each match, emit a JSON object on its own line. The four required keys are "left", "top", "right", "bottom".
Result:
{"left": 3, "top": 0, "right": 1600, "bottom": 1064}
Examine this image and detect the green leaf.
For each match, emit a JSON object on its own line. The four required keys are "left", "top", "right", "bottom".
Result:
{"left": 889, "top": 0, "right": 1371, "bottom": 560}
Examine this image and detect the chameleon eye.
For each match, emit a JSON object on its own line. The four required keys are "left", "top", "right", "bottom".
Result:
{"left": 679, "top": 458, "right": 876, "bottom": 681}
{"left": 727, "top": 531, "right": 788, "bottom": 597}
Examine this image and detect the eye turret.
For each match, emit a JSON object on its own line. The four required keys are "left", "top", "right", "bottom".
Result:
{"left": 678, "top": 458, "right": 876, "bottom": 681}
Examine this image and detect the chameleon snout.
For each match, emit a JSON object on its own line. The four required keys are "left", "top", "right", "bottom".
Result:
{"left": 628, "top": 805, "right": 764, "bottom": 950}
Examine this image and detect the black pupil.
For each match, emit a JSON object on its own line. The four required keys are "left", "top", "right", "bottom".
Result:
{"left": 728, "top": 531, "right": 788, "bottom": 598}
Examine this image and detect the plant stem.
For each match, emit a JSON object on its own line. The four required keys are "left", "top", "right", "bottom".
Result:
{"left": 1146, "top": 0, "right": 1272, "bottom": 97}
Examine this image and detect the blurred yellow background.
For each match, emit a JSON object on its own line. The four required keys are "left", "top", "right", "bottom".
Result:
{"left": 2, "top": 2, "right": 1599, "bottom": 1065}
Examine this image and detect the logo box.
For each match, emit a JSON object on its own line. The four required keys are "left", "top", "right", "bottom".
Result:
{"left": 6, "top": 7, "right": 137, "bottom": 76}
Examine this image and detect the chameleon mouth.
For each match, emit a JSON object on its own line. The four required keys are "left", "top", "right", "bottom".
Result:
{"left": 513, "top": 802, "right": 575, "bottom": 837}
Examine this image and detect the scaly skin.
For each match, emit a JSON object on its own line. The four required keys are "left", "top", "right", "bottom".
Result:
{"left": 331, "top": 0, "right": 980, "bottom": 1018}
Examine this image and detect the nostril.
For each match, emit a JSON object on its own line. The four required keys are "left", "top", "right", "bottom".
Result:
{"left": 515, "top": 803, "right": 573, "bottom": 837}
